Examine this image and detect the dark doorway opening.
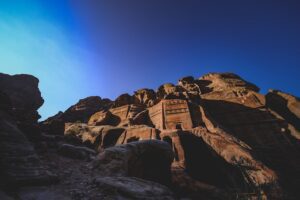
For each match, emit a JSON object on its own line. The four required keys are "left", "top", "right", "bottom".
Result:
{"left": 176, "top": 123, "right": 182, "bottom": 130}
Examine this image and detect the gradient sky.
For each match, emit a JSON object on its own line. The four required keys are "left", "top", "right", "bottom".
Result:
{"left": 0, "top": 0, "right": 299, "bottom": 120}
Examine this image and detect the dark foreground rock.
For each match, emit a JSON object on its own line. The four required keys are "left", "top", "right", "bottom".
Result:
{"left": 93, "top": 176, "right": 175, "bottom": 200}
{"left": 0, "top": 74, "right": 56, "bottom": 197}
{"left": 58, "top": 143, "right": 96, "bottom": 160}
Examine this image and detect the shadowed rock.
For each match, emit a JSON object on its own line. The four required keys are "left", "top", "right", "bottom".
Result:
{"left": 58, "top": 143, "right": 96, "bottom": 160}
{"left": 266, "top": 89, "right": 300, "bottom": 137}
{"left": 92, "top": 140, "right": 174, "bottom": 186}
{"left": 93, "top": 176, "right": 175, "bottom": 200}
{"left": 0, "top": 74, "right": 56, "bottom": 192}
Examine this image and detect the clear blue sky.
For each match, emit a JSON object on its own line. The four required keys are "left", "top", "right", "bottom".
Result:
{"left": 0, "top": 0, "right": 299, "bottom": 120}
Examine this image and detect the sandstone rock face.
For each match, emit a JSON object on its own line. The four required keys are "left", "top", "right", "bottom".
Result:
{"left": 199, "top": 73, "right": 260, "bottom": 93}
{"left": 109, "top": 104, "right": 150, "bottom": 126}
{"left": 64, "top": 123, "right": 125, "bottom": 150}
{"left": 63, "top": 96, "right": 110, "bottom": 122}
{"left": 116, "top": 125, "right": 158, "bottom": 145}
{"left": 54, "top": 72, "right": 300, "bottom": 198}
{"left": 88, "top": 110, "right": 113, "bottom": 126}
{"left": 3, "top": 72, "right": 298, "bottom": 199}
{"left": 157, "top": 83, "right": 187, "bottom": 100}
{"left": 199, "top": 77, "right": 299, "bottom": 198}
{"left": 41, "top": 96, "right": 112, "bottom": 135}
{"left": 266, "top": 89, "right": 300, "bottom": 138}
{"left": 148, "top": 99, "right": 193, "bottom": 130}
{"left": 133, "top": 88, "right": 156, "bottom": 106}
{"left": 113, "top": 93, "right": 133, "bottom": 107}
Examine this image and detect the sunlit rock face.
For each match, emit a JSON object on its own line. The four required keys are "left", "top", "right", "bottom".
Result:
{"left": 2, "top": 72, "right": 299, "bottom": 199}
{"left": 53, "top": 72, "right": 300, "bottom": 198}
{"left": 40, "top": 96, "right": 112, "bottom": 135}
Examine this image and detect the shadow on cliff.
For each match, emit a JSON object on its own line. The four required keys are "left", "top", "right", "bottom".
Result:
{"left": 202, "top": 99, "right": 300, "bottom": 198}
{"left": 266, "top": 92, "right": 300, "bottom": 132}
{"left": 178, "top": 132, "right": 246, "bottom": 190}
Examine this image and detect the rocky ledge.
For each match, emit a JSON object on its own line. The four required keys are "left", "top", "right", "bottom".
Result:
{"left": 0, "top": 72, "right": 299, "bottom": 199}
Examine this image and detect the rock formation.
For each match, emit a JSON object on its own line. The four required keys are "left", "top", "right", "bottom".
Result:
{"left": 40, "top": 96, "right": 112, "bottom": 135}
{"left": 0, "top": 74, "right": 56, "bottom": 196}
{"left": 1, "top": 72, "right": 299, "bottom": 199}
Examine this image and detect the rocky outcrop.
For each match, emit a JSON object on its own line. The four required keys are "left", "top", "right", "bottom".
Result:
{"left": 41, "top": 96, "right": 112, "bottom": 135}
{"left": 0, "top": 73, "right": 44, "bottom": 141}
{"left": 56, "top": 72, "right": 300, "bottom": 198}
{"left": 2, "top": 71, "right": 299, "bottom": 199}
{"left": 0, "top": 74, "right": 56, "bottom": 194}
{"left": 199, "top": 73, "right": 260, "bottom": 93}
{"left": 113, "top": 93, "right": 133, "bottom": 108}
{"left": 88, "top": 110, "right": 113, "bottom": 126}
{"left": 133, "top": 88, "right": 157, "bottom": 106}
{"left": 198, "top": 75, "right": 298, "bottom": 198}
{"left": 64, "top": 123, "right": 125, "bottom": 150}
{"left": 63, "top": 96, "right": 112, "bottom": 123}
{"left": 0, "top": 73, "right": 44, "bottom": 123}
{"left": 266, "top": 90, "right": 300, "bottom": 138}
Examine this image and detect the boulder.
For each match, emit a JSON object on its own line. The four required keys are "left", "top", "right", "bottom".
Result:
{"left": 92, "top": 140, "right": 174, "bottom": 186}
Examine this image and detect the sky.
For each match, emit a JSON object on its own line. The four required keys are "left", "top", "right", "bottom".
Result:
{"left": 0, "top": 0, "right": 299, "bottom": 120}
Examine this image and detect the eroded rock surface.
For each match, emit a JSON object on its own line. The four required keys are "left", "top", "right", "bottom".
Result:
{"left": 2, "top": 72, "right": 300, "bottom": 199}
{"left": 40, "top": 96, "right": 112, "bottom": 135}
{"left": 266, "top": 89, "right": 300, "bottom": 137}
{"left": 0, "top": 74, "right": 56, "bottom": 196}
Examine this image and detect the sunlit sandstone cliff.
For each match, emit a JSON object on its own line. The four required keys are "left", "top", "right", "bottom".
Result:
{"left": 0, "top": 72, "right": 299, "bottom": 199}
